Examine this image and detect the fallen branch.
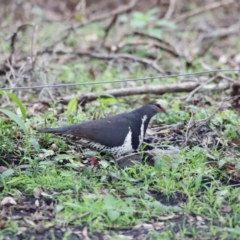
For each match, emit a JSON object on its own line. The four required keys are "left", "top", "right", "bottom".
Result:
{"left": 58, "top": 81, "right": 235, "bottom": 104}
{"left": 58, "top": 82, "right": 200, "bottom": 103}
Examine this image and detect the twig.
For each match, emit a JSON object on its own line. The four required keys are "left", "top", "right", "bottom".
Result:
{"left": 163, "top": 0, "right": 176, "bottom": 20}
{"left": 149, "top": 123, "right": 184, "bottom": 131}
{"left": 185, "top": 76, "right": 217, "bottom": 102}
{"left": 67, "top": 211, "right": 91, "bottom": 224}
{"left": 185, "top": 114, "right": 194, "bottom": 144}
{"left": 100, "top": 15, "right": 118, "bottom": 48}
{"left": 218, "top": 73, "right": 236, "bottom": 83}
{"left": 182, "top": 94, "right": 240, "bottom": 148}
{"left": 174, "top": 0, "right": 235, "bottom": 23}
{"left": 38, "top": 28, "right": 73, "bottom": 54}
{"left": 133, "top": 30, "right": 181, "bottom": 57}
{"left": 115, "top": 39, "right": 152, "bottom": 50}
{"left": 30, "top": 25, "right": 38, "bottom": 71}
{"left": 8, "top": 24, "right": 35, "bottom": 65}
{"left": 113, "top": 39, "right": 173, "bottom": 59}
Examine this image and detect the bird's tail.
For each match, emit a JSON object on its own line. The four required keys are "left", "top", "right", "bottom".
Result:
{"left": 38, "top": 124, "right": 80, "bottom": 134}
{"left": 38, "top": 127, "right": 68, "bottom": 134}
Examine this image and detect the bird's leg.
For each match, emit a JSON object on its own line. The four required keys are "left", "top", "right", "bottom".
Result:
{"left": 90, "top": 155, "right": 99, "bottom": 173}
{"left": 112, "top": 155, "right": 118, "bottom": 165}
{"left": 90, "top": 156, "right": 98, "bottom": 166}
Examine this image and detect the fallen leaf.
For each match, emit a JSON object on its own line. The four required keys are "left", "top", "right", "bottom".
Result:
{"left": 1, "top": 196, "right": 17, "bottom": 206}
{"left": 34, "top": 187, "right": 43, "bottom": 199}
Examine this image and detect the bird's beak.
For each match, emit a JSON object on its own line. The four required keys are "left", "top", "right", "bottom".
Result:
{"left": 160, "top": 107, "right": 167, "bottom": 114}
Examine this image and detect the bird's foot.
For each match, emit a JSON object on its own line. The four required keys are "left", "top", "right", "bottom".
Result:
{"left": 90, "top": 156, "right": 98, "bottom": 166}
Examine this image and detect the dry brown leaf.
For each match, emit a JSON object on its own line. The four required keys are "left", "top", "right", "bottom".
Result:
{"left": 34, "top": 187, "right": 43, "bottom": 199}
{"left": 82, "top": 226, "right": 91, "bottom": 240}
{"left": 0, "top": 196, "right": 17, "bottom": 206}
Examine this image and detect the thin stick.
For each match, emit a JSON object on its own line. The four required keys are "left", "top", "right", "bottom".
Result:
{"left": 100, "top": 15, "right": 118, "bottom": 48}
{"left": 185, "top": 76, "right": 217, "bottom": 102}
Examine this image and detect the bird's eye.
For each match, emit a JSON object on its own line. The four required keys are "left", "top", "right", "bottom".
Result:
{"left": 155, "top": 103, "right": 166, "bottom": 113}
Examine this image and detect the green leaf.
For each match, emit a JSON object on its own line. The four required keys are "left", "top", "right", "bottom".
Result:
{"left": 107, "top": 210, "right": 120, "bottom": 221}
{"left": 118, "top": 15, "right": 128, "bottom": 23}
{"left": 67, "top": 96, "right": 78, "bottom": 113}
{"left": 55, "top": 204, "right": 64, "bottom": 213}
{"left": 154, "top": 160, "right": 162, "bottom": 172}
{"left": 218, "top": 159, "right": 227, "bottom": 168}
{"left": 131, "top": 19, "right": 147, "bottom": 28}
{"left": 156, "top": 19, "right": 177, "bottom": 28}
{"left": 195, "top": 174, "right": 202, "bottom": 188}
{"left": 0, "top": 91, "right": 27, "bottom": 120}
{"left": 0, "top": 108, "right": 28, "bottom": 133}
{"left": 99, "top": 97, "right": 117, "bottom": 105}
{"left": 103, "top": 194, "right": 115, "bottom": 208}
{"left": 1, "top": 169, "right": 14, "bottom": 179}
{"left": 131, "top": 12, "right": 147, "bottom": 28}
{"left": 147, "top": 28, "right": 162, "bottom": 37}
{"left": 99, "top": 160, "right": 109, "bottom": 168}
{"left": 7, "top": 92, "right": 27, "bottom": 120}
{"left": 30, "top": 138, "right": 40, "bottom": 150}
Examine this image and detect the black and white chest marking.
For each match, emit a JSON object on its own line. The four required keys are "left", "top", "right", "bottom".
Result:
{"left": 63, "top": 127, "right": 134, "bottom": 157}
{"left": 138, "top": 115, "right": 147, "bottom": 147}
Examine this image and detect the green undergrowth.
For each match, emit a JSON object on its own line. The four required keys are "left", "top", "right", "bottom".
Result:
{"left": 1, "top": 97, "right": 240, "bottom": 239}
{"left": 1, "top": 4, "right": 240, "bottom": 239}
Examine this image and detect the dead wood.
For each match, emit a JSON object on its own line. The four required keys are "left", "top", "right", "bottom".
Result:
{"left": 57, "top": 81, "right": 235, "bottom": 104}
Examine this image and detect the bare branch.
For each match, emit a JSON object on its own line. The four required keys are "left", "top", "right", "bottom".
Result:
{"left": 58, "top": 81, "right": 235, "bottom": 104}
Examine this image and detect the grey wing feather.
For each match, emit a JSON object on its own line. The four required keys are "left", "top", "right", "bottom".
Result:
{"left": 39, "top": 113, "right": 131, "bottom": 148}
{"left": 66, "top": 114, "right": 131, "bottom": 147}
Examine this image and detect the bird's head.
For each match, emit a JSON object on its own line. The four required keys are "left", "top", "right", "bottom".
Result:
{"left": 148, "top": 99, "right": 168, "bottom": 114}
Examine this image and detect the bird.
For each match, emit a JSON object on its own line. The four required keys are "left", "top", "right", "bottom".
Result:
{"left": 38, "top": 100, "right": 167, "bottom": 158}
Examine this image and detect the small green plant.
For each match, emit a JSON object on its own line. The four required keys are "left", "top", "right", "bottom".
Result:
{"left": 0, "top": 91, "right": 27, "bottom": 133}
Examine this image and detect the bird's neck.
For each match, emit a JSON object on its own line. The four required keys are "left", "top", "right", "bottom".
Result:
{"left": 132, "top": 108, "right": 156, "bottom": 133}
{"left": 132, "top": 106, "right": 157, "bottom": 120}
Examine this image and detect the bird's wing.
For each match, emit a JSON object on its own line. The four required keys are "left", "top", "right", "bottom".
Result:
{"left": 67, "top": 113, "right": 132, "bottom": 147}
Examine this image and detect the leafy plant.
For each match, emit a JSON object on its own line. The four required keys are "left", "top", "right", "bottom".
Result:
{"left": 0, "top": 91, "right": 27, "bottom": 133}
{"left": 67, "top": 96, "right": 78, "bottom": 113}
{"left": 0, "top": 91, "right": 27, "bottom": 120}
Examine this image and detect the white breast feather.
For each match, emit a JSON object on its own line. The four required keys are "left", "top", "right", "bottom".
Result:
{"left": 139, "top": 115, "right": 147, "bottom": 147}
{"left": 70, "top": 127, "right": 134, "bottom": 157}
